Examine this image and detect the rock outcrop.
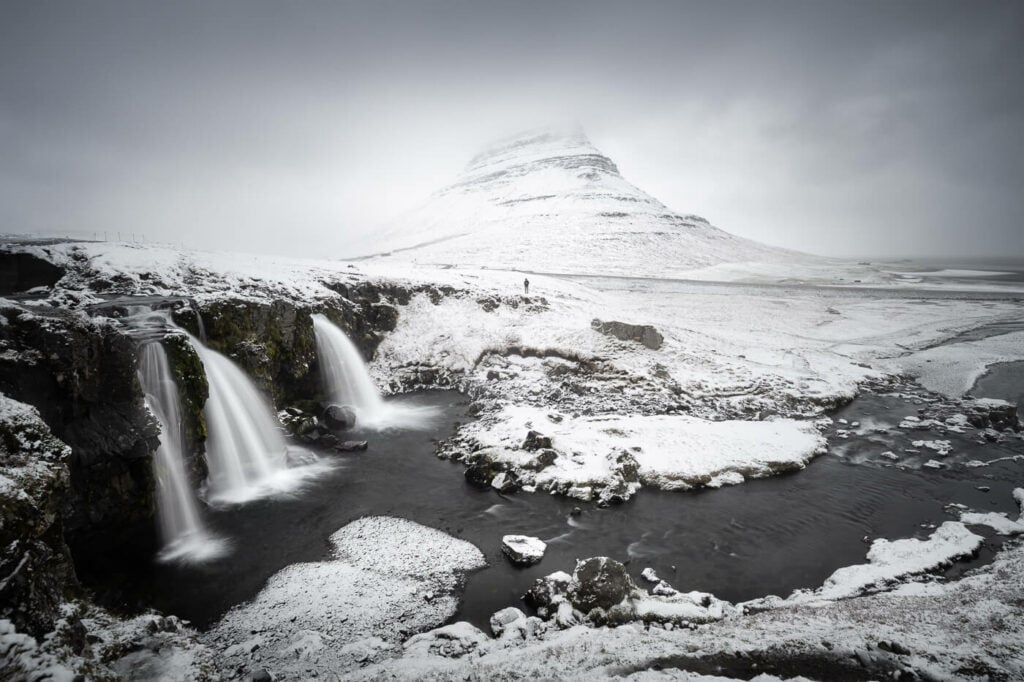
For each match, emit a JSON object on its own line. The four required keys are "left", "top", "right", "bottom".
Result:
{"left": 591, "top": 319, "right": 664, "bottom": 350}
{"left": 0, "top": 305, "right": 158, "bottom": 552}
{"left": 0, "top": 251, "right": 65, "bottom": 296}
{"left": 0, "top": 394, "right": 78, "bottom": 637}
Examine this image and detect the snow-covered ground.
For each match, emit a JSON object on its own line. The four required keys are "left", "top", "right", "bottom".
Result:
{"left": 3, "top": 237, "right": 1024, "bottom": 680}
{"left": 202, "top": 517, "right": 486, "bottom": 679}
{"left": 458, "top": 404, "right": 824, "bottom": 499}
{"left": 350, "top": 510, "right": 1024, "bottom": 680}
{"left": 890, "top": 331, "right": 1024, "bottom": 397}
{"left": 6, "top": 238, "right": 1023, "bottom": 501}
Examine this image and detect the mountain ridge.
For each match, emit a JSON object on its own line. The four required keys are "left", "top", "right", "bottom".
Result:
{"left": 349, "top": 126, "right": 807, "bottom": 276}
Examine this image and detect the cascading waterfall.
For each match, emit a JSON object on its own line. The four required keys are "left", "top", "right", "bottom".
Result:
{"left": 312, "top": 314, "right": 386, "bottom": 417}
{"left": 138, "top": 341, "right": 228, "bottom": 563}
{"left": 312, "top": 314, "right": 438, "bottom": 429}
{"left": 189, "top": 335, "right": 325, "bottom": 504}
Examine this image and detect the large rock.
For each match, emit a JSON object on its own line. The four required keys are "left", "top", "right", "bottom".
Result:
{"left": 463, "top": 451, "right": 506, "bottom": 488}
{"left": 0, "top": 252, "right": 65, "bottom": 295}
{"left": 160, "top": 331, "right": 209, "bottom": 486}
{"left": 567, "top": 557, "right": 638, "bottom": 612}
{"left": 183, "top": 298, "right": 319, "bottom": 407}
{"left": 591, "top": 319, "right": 664, "bottom": 350}
{"left": 489, "top": 607, "right": 527, "bottom": 637}
{"left": 523, "top": 571, "right": 572, "bottom": 612}
{"left": 323, "top": 404, "right": 357, "bottom": 431}
{"left": 0, "top": 304, "right": 158, "bottom": 549}
{"left": 0, "top": 394, "right": 78, "bottom": 637}
{"left": 501, "top": 535, "right": 547, "bottom": 566}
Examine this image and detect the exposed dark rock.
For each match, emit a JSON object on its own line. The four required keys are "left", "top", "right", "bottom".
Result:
{"left": 0, "top": 396, "right": 78, "bottom": 637}
{"left": 323, "top": 404, "right": 357, "bottom": 431}
{"left": 568, "top": 557, "right": 638, "bottom": 613}
{"left": 0, "top": 251, "right": 65, "bottom": 295}
{"left": 523, "top": 571, "right": 572, "bottom": 613}
{"left": 490, "top": 470, "right": 520, "bottom": 493}
{"left": 524, "top": 448, "right": 557, "bottom": 471}
{"left": 464, "top": 453, "right": 506, "bottom": 488}
{"left": 615, "top": 450, "right": 640, "bottom": 482}
{"left": 522, "top": 430, "right": 552, "bottom": 451}
{"left": 182, "top": 299, "right": 319, "bottom": 407}
{"left": 591, "top": 319, "right": 664, "bottom": 350}
{"left": 0, "top": 305, "right": 158, "bottom": 550}
{"left": 160, "top": 332, "right": 208, "bottom": 486}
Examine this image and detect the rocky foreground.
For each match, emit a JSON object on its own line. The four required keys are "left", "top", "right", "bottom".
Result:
{"left": 2, "top": 240, "right": 1023, "bottom": 680}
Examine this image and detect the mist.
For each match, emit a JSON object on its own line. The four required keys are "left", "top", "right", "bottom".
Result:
{"left": 2, "top": 0, "right": 1022, "bottom": 259}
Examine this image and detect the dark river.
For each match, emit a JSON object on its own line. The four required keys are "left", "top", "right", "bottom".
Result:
{"left": 78, "top": 368, "right": 1022, "bottom": 632}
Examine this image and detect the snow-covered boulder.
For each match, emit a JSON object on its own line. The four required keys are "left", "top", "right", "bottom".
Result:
{"left": 523, "top": 571, "right": 572, "bottom": 615}
{"left": 489, "top": 607, "right": 527, "bottom": 637}
{"left": 501, "top": 535, "right": 546, "bottom": 566}
{"left": 567, "top": 557, "right": 638, "bottom": 614}
{"left": 402, "top": 622, "right": 490, "bottom": 659}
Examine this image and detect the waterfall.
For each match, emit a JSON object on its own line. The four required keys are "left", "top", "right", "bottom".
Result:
{"left": 138, "top": 342, "right": 228, "bottom": 563}
{"left": 312, "top": 315, "right": 386, "bottom": 417}
{"left": 312, "top": 314, "right": 438, "bottom": 430}
{"left": 189, "top": 335, "right": 326, "bottom": 505}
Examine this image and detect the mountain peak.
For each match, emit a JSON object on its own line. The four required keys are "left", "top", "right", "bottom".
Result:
{"left": 458, "top": 124, "right": 619, "bottom": 189}
{"left": 353, "top": 126, "right": 800, "bottom": 276}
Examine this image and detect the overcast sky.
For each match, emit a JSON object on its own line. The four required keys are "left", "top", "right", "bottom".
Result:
{"left": 2, "top": 0, "right": 1022, "bottom": 259}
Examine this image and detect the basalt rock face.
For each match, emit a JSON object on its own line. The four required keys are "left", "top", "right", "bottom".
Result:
{"left": 179, "top": 281, "right": 408, "bottom": 410}
{"left": 0, "top": 305, "right": 158, "bottom": 551}
{"left": 0, "top": 395, "right": 78, "bottom": 638}
{"left": 179, "top": 299, "right": 319, "bottom": 408}
{"left": 161, "top": 331, "right": 210, "bottom": 486}
{"left": 0, "top": 251, "right": 66, "bottom": 296}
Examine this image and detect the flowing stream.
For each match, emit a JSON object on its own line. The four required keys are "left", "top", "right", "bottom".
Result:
{"left": 80, "top": 377, "right": 1021, "bottom": 632}
{"left": 73, "top": 305, "right": 1022, "bottom": 633}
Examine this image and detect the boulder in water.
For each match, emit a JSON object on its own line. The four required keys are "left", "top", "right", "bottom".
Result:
{"left": 502, "top": 535, "right": 547, "bottom": 566}
{"left": 568, "top": 557, "right": 637, "bottom": 612}
{"left": 523, "top": 571, "right": 572, "bottom": 612}
{"left": 322, "top": 404, "right": 357, "bottom": 431}
{"left": 335, "top": 440, "right": 369, "bottom": 452}
{"left": 464, "top": 452, "right": 505, "bottom": 488}
{"left": 490, "top": 471, "right": 520, "bottom": 493}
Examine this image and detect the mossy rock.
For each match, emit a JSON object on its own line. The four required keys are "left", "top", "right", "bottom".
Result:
{"left": 161, "top": 332, "right": 209, "bottom": 486}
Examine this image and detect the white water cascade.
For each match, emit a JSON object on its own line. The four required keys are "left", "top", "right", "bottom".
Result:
{"left": 311, "top": 314, "right": 438, "bottom": 429}
{"left": 138, "top": 342, "right": 228, "bottom": 563}
{"left": 189, "top": 336, "right": 324, "bottom": 505}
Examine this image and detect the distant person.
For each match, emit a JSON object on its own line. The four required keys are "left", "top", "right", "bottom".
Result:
{"left": 523, "top": 278, "right": 530, "bottom": 294}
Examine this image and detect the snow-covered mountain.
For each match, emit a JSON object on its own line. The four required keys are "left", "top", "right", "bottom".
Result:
{"left": 348, "top": 125, "right": 806, "bottom": 276}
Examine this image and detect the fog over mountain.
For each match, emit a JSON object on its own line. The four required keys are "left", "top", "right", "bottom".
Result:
{"left": 355, "top": 125, "right": 800, "bottom": 275}
{"left": 1, "top": 1, "right": 1022, "bottom": 259}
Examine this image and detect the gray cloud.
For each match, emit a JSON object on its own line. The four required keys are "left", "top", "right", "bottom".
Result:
{"left": 1, "top": 0, "right": 1022, "bottom": 258}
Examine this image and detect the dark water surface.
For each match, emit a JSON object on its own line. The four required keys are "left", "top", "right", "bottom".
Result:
{"left": 84, "top": 380, "right": 1023, "bottom": 633}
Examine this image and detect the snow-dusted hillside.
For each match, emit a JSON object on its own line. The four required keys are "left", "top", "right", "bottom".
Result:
{"left": 350, "top": 126, "right": 805, "bottom": 276}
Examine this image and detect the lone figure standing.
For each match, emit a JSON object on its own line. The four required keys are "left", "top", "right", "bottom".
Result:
{"left": 523, "top": 277, "right": 530, "bottom": 294}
